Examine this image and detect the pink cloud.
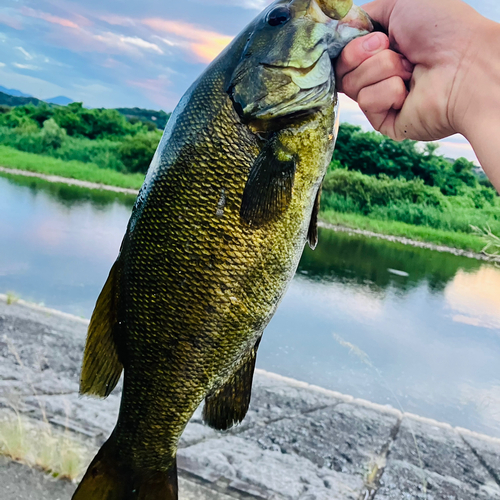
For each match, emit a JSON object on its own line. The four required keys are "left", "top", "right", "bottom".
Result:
{"left": 0, "top": 13, "right": 23, "bottom": 30}
{"left": 21, "top": 7, "right": 81, "bottom": 29}
{"left": 128, "top": 75, "right": 179, "bottom": 109}
{"left": 142, "top": 18, "right": 233, "bottom": 63}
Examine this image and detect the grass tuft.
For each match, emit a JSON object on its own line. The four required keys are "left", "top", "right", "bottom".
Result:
{"left": 6, "top": 291, "right": 19, "bottom": 305}
{"left": 0, "top": 411, "right": 92, "bottom": 480}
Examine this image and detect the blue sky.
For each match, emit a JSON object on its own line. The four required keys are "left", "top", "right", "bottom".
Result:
{"left": 0, "top": 0, "right": 498, "bottom": 161}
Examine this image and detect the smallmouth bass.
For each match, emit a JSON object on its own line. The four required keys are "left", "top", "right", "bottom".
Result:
{"left": 73, "top": 1, "right": 373, "bottom": 499}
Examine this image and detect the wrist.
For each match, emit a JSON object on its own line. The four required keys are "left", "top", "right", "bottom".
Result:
{"left": 453, "top": 19, "right": 500, "bottom": 187}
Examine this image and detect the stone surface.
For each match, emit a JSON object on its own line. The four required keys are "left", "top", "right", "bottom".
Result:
{"left": 460, "top": 429, "right": 500, "bottom": 486}
{"left": 240, "top": 402, "right": 400, "bottom": 476}
{"left": 389, "top": 416, "right": 500, "bottom": 494}
{"left": 0, "top": 456, "right": 76, "bottom": 500}
{"left": 1, "top": 296, "right": 499, "bottom": 500}
{"left": 179, "top": 436, "right": 364, "bottom": 500}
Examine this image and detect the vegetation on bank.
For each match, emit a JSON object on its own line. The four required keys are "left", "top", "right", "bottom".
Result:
{"left": 0, "top": 101, "right": 497, "bottom": 252}
{"left": 319, "top": 124, "right": 499, "bottom": 251}
{"left": 0, "top": 102, "right": 163, "bottom": 174}
{"left": 0, "top": 146, "right": 143, "bottom": 190}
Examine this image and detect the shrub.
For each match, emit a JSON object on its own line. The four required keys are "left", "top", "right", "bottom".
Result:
{"left": 119, "top": 131, "right": 161, "bottom": 174}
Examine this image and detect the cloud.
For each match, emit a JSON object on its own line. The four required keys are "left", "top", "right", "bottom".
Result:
{"left": 93, "top": 33, "right": 163, "bottom": 55}
{"left": 142, "top": 18, "right": 233, "bottom": 63}
{"left": 21, "top": 7, "right": 80, "bottom": 29}
{"left": 128, "top": 74, "right": 179, "bottom": 110}
{"left": 0, "top": 13, "right": 23, "bottom": 30}
{"left": 16, "top": 46, "right": 33, "bottom": 60}
{"left": 13, "top": 63, "right": 39, "bottom": 70}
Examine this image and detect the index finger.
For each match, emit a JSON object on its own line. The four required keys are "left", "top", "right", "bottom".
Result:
{"left": 335, "top": 32, "right": 389, "bottom": 82}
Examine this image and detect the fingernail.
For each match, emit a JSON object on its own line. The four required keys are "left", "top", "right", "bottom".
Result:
{"left": 362, "top": 33, "right": 382, "bottom": 52}
{"left": 402, "top": 58, "right": 414, "bottom": 72}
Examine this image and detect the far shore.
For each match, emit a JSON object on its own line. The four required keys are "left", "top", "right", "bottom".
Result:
{"left": 0, "top": 163, "right": 495, "bottom": 262}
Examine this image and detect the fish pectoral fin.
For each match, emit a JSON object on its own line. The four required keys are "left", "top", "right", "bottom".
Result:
{"left": 240, "top": 135, "right": 297, "bottom": 227}
{"left": 203, "top": 339, "right": 261, "bottom": 431}
{"left": 80, "top": 260, "right": 124, "bottom": 398}
{"left": 307, "top": 187, "right": 321, "bottom": 250}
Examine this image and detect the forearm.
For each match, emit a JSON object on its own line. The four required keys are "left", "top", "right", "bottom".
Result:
{"left": 456, "top": 19, "right": 500, "bottom": 191}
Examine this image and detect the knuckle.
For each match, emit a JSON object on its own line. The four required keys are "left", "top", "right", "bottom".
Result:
{"left": 357, "top": 87, "right": 372, "bottom": 111}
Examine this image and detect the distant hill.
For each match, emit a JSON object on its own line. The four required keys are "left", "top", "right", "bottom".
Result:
{"left": 0, "top": 91, "right": 43, "bottom": 107}
{"left": 0, "top": 87, "right": 73, "bottom": 107}
{"left": 45, "top": 96, "right": 73, "bottom": 106}
{"left": 0, "top": 86, "right": 32, "bottom": 98}
{"left": 115, "top": 107, "right": 171, "bottom": 130}
{"left": 0, "top": 88, "right": 170, "bottom": 130}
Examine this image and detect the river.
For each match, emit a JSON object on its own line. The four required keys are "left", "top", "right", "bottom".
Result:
{"left": 1, "top": 173, "right": 499, "bottom": 438}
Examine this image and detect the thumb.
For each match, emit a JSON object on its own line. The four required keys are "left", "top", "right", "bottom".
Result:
{"left": 362, "top": 0, "right": 397, "bottom": 28}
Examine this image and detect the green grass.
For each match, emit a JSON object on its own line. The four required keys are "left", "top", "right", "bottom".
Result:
{"left": 0, "top": 411, "right": 92, "bottom": 480}
{"left": 320, "top": 209, "right": 488, "bottom": 253}
{"left": 0, "top": 145, "right": 143, "bottom": 190}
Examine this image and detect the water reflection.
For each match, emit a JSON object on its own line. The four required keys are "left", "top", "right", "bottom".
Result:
{"left": 260, "top": 228, "right": 500, "bottom": 437}
{"left": 0, "top": 175, "right": 134, "bottom": 316}
{"left": 1, "top": 175, "right": 499, "bottom": 437}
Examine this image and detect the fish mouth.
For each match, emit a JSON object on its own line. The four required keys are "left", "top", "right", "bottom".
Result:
{"left": 336, "top": 5, "right": 374, "bottom": 34}
{"left": 262, "top": 51, "right": 332, "bottom": 91}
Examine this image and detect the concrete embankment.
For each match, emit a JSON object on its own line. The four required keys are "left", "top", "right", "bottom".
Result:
{"left": 1, "top": 295, "right": 499, "bottom": 500}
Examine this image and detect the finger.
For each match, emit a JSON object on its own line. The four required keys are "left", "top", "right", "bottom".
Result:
{"left": 362, "top": 0, "right": 397, "bottom": 28}
{"left": 335, "top": 32, "right": 389, "bottom": 82}
{"left": 357, "top": 76, "right": 408, "bottom": 132}
{"left": 341, "top": 49, "right": 413, "bottom": 100}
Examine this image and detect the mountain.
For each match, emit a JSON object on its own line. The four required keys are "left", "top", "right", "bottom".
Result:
{"left": 45, "top": 96, "right": 73, "bottom": 105}
{"left": 0, "top": 86, "right": 32, "bottom": 98}
{"left": 0, "top": 91, "right": 43, "bottom": 107}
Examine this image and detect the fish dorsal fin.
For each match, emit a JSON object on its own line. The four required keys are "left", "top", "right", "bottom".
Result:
{"left": 307, "top": 187, "right": 321, "bottom": 250}
{"left": 203, "top": 339, "right": 261, "bottom": 431}
{"left": 240, "top": 135, "right": 297, "bottom": 227}
{"left": 80, "top": 260, "right": 123, "bottom": 398}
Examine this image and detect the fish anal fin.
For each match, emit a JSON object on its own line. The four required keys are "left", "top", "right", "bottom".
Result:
{"left": 240, "top": 135, "right": 297, "bottom": 227}
{"left": 80, "top": 260, "right": 123, "bottom": 398}
{"left": 72, "top": 437, "right": 178, "bottom": 500}
{"left": 203, "top": 339, "right": 261, "bottom": 431}
{"left": 307, "top": 187, "right": 321, "bottom": 250}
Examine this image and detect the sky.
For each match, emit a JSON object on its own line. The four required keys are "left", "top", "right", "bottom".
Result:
{"left": 0, "top": 0, "right": 499, "bottom": 162}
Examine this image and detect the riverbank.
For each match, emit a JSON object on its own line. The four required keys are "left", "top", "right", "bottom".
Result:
{"left": 0, "top": 149, "right": 494, "bottom": 258}
{"left": 1, "top": 296, "right": 500, "bottom": 499}
{"left": 0, "top": 145, "right": 143, "bottom": 190}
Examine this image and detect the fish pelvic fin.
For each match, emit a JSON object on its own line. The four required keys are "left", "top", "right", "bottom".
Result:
{"left": 80, "top": 260, "right": 124, "bottom": 398}
{"left": 203, "top": 338, "right": 261, "bottom": 431}
{"left": 307, "top": 187, "right": 322, "bottom": 250}
{"left": 73, "top": 437, "right": 179, "bottom": 500}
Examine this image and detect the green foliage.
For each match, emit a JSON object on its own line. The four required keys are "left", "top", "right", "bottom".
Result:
{"left": 119, "top": 131, "right": 162, "bottom": 174}
{"left": 0, "top": 145, "right": 144, "bottom": 189}
{"left": 332, "top": 124, "right": 495, "bottom": 199}
{"left": 323, "top": 169, "right": 448, "bottom": 214}
{"left": 321, "top": 168, "right": 499, "bottom": 239}
{"left": 0, "top": 102, "right": 167, "bottom": 174}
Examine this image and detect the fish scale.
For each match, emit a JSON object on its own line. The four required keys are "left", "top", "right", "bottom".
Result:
{"left": 73, "top": 1, "right": 373, "bottom": 498}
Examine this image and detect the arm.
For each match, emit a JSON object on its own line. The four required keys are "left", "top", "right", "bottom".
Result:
{"left": 335, "top": 0, "right": 500, "bottom": 191}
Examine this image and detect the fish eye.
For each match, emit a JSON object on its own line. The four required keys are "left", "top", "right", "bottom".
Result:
{"left": 266, "top": 6, "right": 291, "bottom": 27}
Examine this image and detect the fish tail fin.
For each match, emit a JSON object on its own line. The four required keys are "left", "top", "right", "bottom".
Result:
{"left": 73, "top": 437, "right": 179, "bottom": 500}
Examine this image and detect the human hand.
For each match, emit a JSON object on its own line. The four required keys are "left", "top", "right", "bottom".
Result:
{"left": 335, "top": 0, "right": 495, "bottom": 143}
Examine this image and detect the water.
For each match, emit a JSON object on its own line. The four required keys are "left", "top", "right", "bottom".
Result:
{"left": 1, "top": 174, "right": 499, "bottom": 437}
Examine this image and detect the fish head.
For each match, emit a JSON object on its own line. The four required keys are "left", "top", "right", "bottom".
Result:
{"left": 228, "top": 0, "right": 373, "bottom": 123}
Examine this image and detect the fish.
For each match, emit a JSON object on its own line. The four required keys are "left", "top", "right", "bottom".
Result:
{"left": 73, "top": 1, "right": 373, "bottom": 499}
